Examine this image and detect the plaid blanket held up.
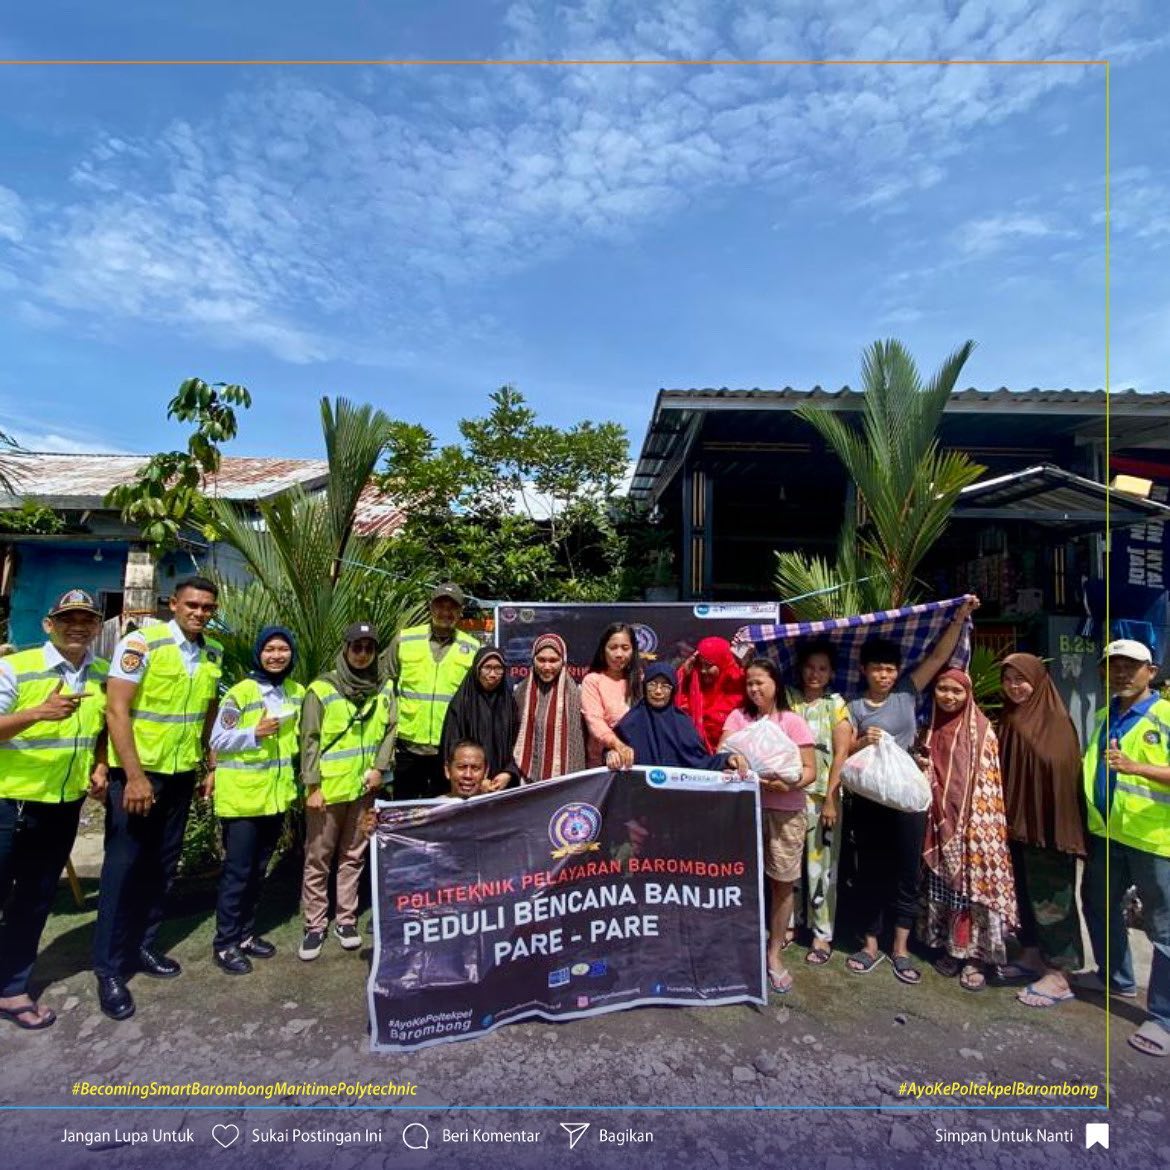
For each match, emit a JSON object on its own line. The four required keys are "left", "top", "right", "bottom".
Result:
{"left": 731, "top": 596, "right": 974, "bottom": 696}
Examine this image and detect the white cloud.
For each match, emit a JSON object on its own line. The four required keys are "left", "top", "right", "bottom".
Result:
{"left": 0, "top": 185, "right": 27, "bottom": 243}
{"left": 0, "top": 0, "right": 1160, "bottom": 366}
{"left": 957, "top": 211, "right": 1075, "bottom": 256}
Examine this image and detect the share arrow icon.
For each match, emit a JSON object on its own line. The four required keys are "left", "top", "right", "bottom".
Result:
{"left": 560, "top": 1122, "right": 591, "bottom": 1149}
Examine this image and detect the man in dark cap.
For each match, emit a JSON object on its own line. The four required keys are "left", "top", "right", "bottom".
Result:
{"left": 381, "top": 583, "right": 479, "bottom": 800}
{"left": 0, "top": 589, "right": 107, "bottom": 1030}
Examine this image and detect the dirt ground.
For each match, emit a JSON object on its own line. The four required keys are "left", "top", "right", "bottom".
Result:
{"left": 1, "top": 812, "right": 1166, "bottom": 1169}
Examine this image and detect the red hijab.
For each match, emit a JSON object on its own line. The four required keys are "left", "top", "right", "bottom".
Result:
{"left": 676, "top": 636, "right": 746, "bottom": 752}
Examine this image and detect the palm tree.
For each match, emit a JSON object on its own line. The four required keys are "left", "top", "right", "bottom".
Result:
{"left": 208, "top": 398, "right": 426, "bottom": 682}
{"left": 0, "top": 430, "right": 24, "bottom": 495}
{"left": 775, "top": 339, "right": 986, "bottom": 617}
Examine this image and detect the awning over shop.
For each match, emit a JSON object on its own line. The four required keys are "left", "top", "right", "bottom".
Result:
{"left": 953, "top": 464, "right": 1170, "bottom": 536}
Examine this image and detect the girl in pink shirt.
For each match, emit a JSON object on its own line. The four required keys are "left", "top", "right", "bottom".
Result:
{"left": 580, "top": 623, "right": 643, "bottom": 768}
{"left": 719, "top": 659, "right": 815, "bottom": 996}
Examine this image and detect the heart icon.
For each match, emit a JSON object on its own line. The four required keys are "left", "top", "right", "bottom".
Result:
{"left": 211, "top": 1124, "right": 240, "bottom": 1149}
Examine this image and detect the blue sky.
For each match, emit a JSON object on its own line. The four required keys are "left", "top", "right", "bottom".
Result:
{"left": 0, "top": 1, "right": 1166, "bottom": 460}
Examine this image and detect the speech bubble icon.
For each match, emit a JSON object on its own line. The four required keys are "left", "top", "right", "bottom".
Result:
{"left": 1085, "top": 1123, "right": 1109, "bottom": 1150}
{"left": 402, "top": 1123, "right": 430, "bottom": 1150}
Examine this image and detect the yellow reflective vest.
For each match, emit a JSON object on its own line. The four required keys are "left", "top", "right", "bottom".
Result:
{"left": 1083, "top": 696, "right": 1170, "bottom": 857}
{"left": 213, "top": 678, "right": 304, "bottom": 818}
{"left": 395, "top": 624, "right": 477, "bottom": 747}
{"left": 0, "top": 646, "right": 108, "bottom": 802}
{"left": 109, "top": 624, "right": 223, "bottom": 774}
{"left": 305, "top": 679, "right": 391, "bottom": 805}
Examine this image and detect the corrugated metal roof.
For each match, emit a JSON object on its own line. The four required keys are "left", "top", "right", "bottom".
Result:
{"left": 657, "top": 386, "right": 1170, "bottom": 409}
{"left": 0, "top": 451, "right": 403, "bottom": 537}
{"left": 953, "top": 463, "right": 1170, "bottom": 534}
{"left": 0, "top": 452, "right": 329, "bottom": 505}
{"left": 352, "top": 485, "right": 406, "bottom": 538}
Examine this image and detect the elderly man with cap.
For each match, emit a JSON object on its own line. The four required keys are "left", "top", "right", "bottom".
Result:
{"left": 297, "top": 620, "right": 396, "bottom": 961}
{"left": 381, "top": 583, "right": 479, "bottom": 801}
{"left": 0, "top": 589, "right": 108, "bottom": 1030}
{"left": 1078, "top": 638, "right": 1170, "bottom": 1058}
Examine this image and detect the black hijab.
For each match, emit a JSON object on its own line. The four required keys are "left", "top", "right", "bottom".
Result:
{"left": 615, "top": 661, "right": 730, "bottom": 770}
{"left": 440, "top": 646, "right": 521, "bottom": 781}
{"left": 249, "top": 625, "right": 297, "bottom": 686}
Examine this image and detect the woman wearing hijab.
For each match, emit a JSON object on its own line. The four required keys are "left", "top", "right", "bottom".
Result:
{"left": 997, "top": 654, "right": 1088, "bottom": 1008}
{"left": 918, "top": 669, "right": 1018, "bottom": 991}
{"left": 676, "top": 636, "right": 747, "bottom": 753}
{"left": 513, "top": 633, "right": 586, "bottom": 782}
{"left": 297, "top": 622, "right": 395, "bottom": 962}
{"left": 209, "top": 626, "right": 303, "bottom": 974}
{"left": 613, "top": 661, "right": 748, "bottom": 772}
{"left": 440, "top": 647, "right": 522, "bottom": 792}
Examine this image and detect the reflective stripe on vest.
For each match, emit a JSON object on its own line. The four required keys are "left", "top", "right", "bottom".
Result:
{"left": 214, "top": 678, "right": 304, "bottom": 818}
{"left": 395, "top": 624, "right": 477, "bottom": 747}
{"left": 306, "top": 679, "right": 389, "bottom": 805}
{"left": 0, "top": 646, "right": 108, "bottom": 803}
{"left": 1083, "top": 697, "right": 1170, "bottom": 857}
{"left": 109, "top": 626, "right": 222, "bottom": 774}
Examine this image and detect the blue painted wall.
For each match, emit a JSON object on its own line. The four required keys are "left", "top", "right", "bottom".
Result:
{"left": 7, "top": 543, "right": 127, "bottom": 646}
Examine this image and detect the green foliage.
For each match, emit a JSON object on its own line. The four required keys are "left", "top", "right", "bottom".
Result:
{"left": 968, "top": 642, "right": 1012, "bottom": 717}
{"left": 105, "top": 378, "right": 252, "bottom": 557}
{"left": 776, "top": 339, "right": 986, "bottom": 618}
{"left": 207, "top": 398, "right": 426, "bottom": 683}
{"left": 0, "top": 430, "right": 23, "bottom": 496}
{"left": 178, "top": 794, "right": 221, "bottom": 876}
{"left": 0, "top": 500, "right": 66, "bottom": 535}
{"left": 376, "top": 385, "right": 633, "bottom": 600}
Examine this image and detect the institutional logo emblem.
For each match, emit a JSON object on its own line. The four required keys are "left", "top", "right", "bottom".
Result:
{"left": 648, "top": 768, "right": 668, "bottom": 785}
{"left": 548, "top": 802, "right": 602, "bottom": 859}
{"left": 631, "top": 623, "right": 658, "bottom": 655}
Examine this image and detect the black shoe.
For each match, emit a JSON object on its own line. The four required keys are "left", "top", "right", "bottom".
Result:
{"left": 334, "top": 923, "right": 362, "bottom": 951}
{"left": 137, "top": 947, "right": 181, "bottom": 978}
{"left": 298, "top": 929, "right": 326, "bottom": 961}
{"left": 213, "top": 946, "right": 253, "bottom": 976}
{"left": 97, "top": 976, "right": 135, "bottom": 1021}
{"left": 240, "top": 936, "right": 276, "bottom": 959}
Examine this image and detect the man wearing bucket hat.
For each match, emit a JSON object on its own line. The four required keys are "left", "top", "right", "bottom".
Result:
{"left": 0, "top": 589, "right": 108, "bottom": 1030}
{"left": 381, "top": 582, "right": 479, "bottom": 801}
{"left": 1078, "top": 638, "right": 1170, "bottom": 1058}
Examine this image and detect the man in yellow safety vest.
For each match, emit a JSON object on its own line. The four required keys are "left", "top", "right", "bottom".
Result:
{"left": 0, "top": 589, "right": 107, "bottom": 1030}
{"left": 93, "top": 576, "right": 222, "bottom": 1021}
{"left": 1079, "top": 638, "right": 1170, "bottom": 1059}
{"left": 381, "top": 582, "right": 478, "bottom": 800}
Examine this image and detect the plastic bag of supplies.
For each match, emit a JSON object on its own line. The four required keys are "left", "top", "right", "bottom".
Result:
{"left": 722, "top": 717, "right": 803, "bottom": 781}
{"left": 841, "top": 732, "right": 930, "bottom": 813}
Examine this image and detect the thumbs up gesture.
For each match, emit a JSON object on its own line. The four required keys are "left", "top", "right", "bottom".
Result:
{"left": 1104, "top": 737, "right": 1135, "bottom": 773}
{"left": 36, "top": 680, "right": 83, "bottom": 722}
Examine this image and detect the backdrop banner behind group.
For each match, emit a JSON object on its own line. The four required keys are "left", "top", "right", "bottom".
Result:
{"left": 494, "top": 602, "right": 781, "bottom": 681}
{"left": 368, "top": 767, "right": 765, "bottom": 1053}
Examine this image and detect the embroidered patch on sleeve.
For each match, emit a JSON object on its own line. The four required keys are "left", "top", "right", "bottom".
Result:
{"left": 220, "top": 701, "right": 241, "bottom": 730}
{"left": 119, "top": 649, "right": 144, "bottom": 673}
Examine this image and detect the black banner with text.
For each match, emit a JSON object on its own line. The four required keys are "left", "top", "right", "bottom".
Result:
{"left": 368, "top": 768, "right": 765, "bottom": 1052}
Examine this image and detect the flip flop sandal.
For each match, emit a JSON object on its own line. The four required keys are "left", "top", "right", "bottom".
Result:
{"left": 1128, "top": 1020, "right": 1170, "bottom": 1058}
{"left": 805, "top": 947, "right": 833, "bottom": 966}
{"left": 846, "top": 950, "right": 887, "bottom": 975}
{"left": 934, "top": 956, "right": 962, "bottom": 978}
{"left": 891, "top": 955, "right": 922, "bottom": 985}
{"left": 0, "top": 1002, "right": 56, "bottom": 1030}
{"left": 959, "top": 966, "right": 987, "bottom": 993}
{"left": 768, "top": 968, "right": 794, "bottom": 995}
{"left": 1017, "top": 983, "right": 1075, "bottom": 1008}
{"left": 993, "top": 962, "right": 1042, "bottom": 986}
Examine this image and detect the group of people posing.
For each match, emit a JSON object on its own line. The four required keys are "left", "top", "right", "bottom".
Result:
{"left": 0, "top": 581, "right": 1166, "bottom": 1060}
